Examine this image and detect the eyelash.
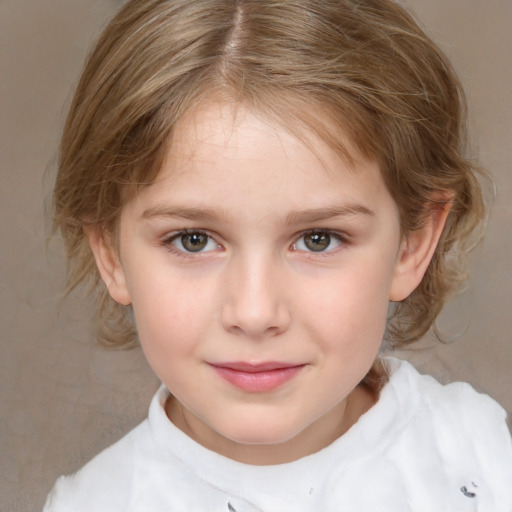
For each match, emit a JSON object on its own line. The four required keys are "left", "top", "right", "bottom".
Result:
{"left": 292, "top": 229, "right": 347, "bottom": 254}
{"left": 161, "top": 229, "right": 221, "bottom": 256}
{"left": 161, "top": 228, "right": 348, "bottom": 256}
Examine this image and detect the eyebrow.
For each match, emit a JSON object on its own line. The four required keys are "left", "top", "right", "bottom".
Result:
{"left": 285, "top": 205, "right": 375, "bottom": 224}
{"left": 141, "top": 205, "right": 223, "bottom": 221}
{"left": 141, "top": 203, "right": 375, "bottom": 224}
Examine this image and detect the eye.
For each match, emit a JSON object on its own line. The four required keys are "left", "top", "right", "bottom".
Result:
{"left": 167, "top": 230, "right": 220, "bottom": 253}
{"left": 293, "top": 230, "right": 344, "bottom": 253}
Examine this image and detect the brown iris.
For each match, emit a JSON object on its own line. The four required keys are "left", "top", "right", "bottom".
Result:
{"left": 180, "top": 232, "right": 209, "bottom": 252}
{"left": 303, "top": 232, "right": 331, "bottom": 251}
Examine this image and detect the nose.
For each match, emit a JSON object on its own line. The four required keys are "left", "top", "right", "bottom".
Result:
{"left": 221, "top": 253, "right": 291, "bottom": 339}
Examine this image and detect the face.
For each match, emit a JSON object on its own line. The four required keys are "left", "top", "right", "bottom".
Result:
{"left": 94, "top": 101, "right": 430, "bottom": 464}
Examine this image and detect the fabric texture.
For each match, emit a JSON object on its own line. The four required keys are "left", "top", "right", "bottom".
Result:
{"left": 43, "top": 358, "right": 512, "bottom": 512}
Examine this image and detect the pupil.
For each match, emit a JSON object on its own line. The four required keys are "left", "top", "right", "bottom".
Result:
{"left": 182, "top": 233, "right": 208, "bottom": 252}
{"left": 305, "top": 232, "right": 330, "bottom": 251}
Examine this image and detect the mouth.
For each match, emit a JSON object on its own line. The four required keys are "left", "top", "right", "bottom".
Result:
{"left": 208, "top": 361, "right": 306, "bottom": 392}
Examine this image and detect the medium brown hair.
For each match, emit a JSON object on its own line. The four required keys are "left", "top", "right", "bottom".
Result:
{"left": 54, "top": 0, "right": 488, "bottom": 353}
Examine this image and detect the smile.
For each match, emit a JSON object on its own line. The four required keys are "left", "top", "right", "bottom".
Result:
{"left": 208, "top": 362, "right": 306, "bottom": 392}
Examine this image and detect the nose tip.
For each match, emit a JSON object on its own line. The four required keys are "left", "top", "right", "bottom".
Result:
{"left": 221, "top": 264, "right": 291, "bottom": 339}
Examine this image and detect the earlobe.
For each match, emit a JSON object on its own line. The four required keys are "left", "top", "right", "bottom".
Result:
{"left": 389, "top": 200, "right": 451, "bottom": 302}
{"left": 84, "top": 226, "right": 132, "bottom": 306}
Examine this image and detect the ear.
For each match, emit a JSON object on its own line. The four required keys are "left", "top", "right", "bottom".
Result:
{"left": 389, "top": 199, "right": 451, "bottom": 302}
{"left": 84, "top": 226, "right": 132, "bottom": 306}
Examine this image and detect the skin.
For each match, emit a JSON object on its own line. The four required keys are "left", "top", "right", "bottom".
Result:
{"left": 89, "top": 101, "right": 449, "bottom": 465}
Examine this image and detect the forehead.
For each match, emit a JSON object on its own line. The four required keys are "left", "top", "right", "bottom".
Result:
{"left": 171, "top": 91, "right": 372, "bottom": 159}
{"left": 162, "top": 100, "right": 371, "bottom": 184}
{"left": 125, "top": 100, "right": 397, "bottom": 226}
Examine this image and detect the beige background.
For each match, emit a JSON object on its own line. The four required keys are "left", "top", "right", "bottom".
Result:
{"left": 1, "top": 1, "right": 511, "bottom": 511}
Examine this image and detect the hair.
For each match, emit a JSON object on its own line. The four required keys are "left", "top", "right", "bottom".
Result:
{"left": 53, "top": 0, "right": 488, "bottom": 367}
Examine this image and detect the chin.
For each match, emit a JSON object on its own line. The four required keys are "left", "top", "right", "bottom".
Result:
{"left": 217, "top": 418, "right": 303, "bottom": 446}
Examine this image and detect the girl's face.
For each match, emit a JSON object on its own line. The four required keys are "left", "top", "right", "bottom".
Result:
{"left": 99, "top": 101, "right": 422, "bottom": 464}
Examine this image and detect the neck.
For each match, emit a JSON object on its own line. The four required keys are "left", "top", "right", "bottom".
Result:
{"left": 165, "top": 385, "right": 376, "bottom": 465}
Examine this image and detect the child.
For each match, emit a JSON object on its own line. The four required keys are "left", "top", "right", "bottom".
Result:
{"left": 44, "top": 0, "right": 512, "bottom": 510}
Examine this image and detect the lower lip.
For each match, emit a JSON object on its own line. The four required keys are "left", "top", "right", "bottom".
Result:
{"left": 211, "top": 365, "right": 305, "bottom": 392}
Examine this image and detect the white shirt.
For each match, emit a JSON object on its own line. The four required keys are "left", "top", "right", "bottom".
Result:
{"left": 43, "top": 358, "right": 512, "bottom": 511}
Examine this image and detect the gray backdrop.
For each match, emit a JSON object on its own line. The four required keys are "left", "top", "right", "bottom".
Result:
{"left": 1, "top": 1, "right": 511, "bottom": 511}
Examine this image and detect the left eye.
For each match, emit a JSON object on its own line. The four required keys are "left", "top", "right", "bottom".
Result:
{"left": 293, "top": 231, "right": 343, "bottom": 252}
{"left": 168, "top": 231, "right": 220, "bottom": 253}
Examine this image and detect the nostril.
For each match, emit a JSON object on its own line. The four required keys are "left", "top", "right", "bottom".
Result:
{"left": 264, "top": 325, "right": 283, "bottom": 337}
{"left": 225, "top": 322, "right": 283, "bottom": 338}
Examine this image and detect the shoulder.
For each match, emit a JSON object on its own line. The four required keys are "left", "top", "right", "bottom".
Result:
{"left": 42, "top": 386, "right": 174, "bottom": 511}
{"left": 371, "top": 358, "right": 512, "bottom": 460}
{"left": 393, "top": 358, "right": 509, "bottom": 435}
{"left": 42, "top": 385, "right": 220, "bottom": 511}
{"left": 383, "top": 358, "right": 512, "bottom": 507}
{"left": 43, "top": 420, "right": 151, "bottom": 511}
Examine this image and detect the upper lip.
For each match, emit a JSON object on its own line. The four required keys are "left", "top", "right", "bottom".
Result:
{"left": 209, "top": 361, "right": 304, "bottom": 373}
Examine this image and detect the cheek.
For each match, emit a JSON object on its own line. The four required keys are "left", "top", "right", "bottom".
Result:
{"left": 299, "top": 262, "right": 393, "bottom": 346}
{"left": 128, "top": 269, "right": 217, "bottom": 356}
{"left": 131, "top": 288, "right": 210, "bottom": 386}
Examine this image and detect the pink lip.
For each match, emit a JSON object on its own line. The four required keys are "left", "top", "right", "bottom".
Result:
{"left": 209, "top": 362, "right": 305, "bottom": 392}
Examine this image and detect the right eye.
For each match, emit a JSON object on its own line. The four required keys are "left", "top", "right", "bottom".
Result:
{"left": 166, "top": 230, "right": 221, "bottom": 253}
